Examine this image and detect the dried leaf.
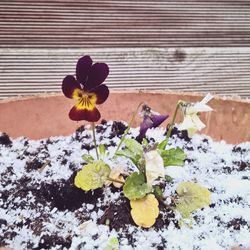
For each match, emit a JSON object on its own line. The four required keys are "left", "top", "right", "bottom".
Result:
{"left": 130, "top": 194, "right": 159, "bottom": 228}
{"left": 106, "top": 166, "right": 125, "bottom": 188}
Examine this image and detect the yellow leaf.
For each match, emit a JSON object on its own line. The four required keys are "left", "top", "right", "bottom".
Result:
{"left": 176, "top": 182, "right": 211, "bottom": 219}
{"left": 74, "top": 160, "right": 110, "bottom": 191}
{"left": 130, "top": 194, "right": 159, "bottom": 228}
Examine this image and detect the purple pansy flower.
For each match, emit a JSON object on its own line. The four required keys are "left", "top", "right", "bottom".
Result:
{"left": 137, "top": 104, "right": 169, "bottom": 141}
{"left": 62, "top": 55, "right": 109, "bottom": 122}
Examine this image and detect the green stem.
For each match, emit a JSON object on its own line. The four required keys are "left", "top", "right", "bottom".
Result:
{"left": 114, "top": 102, "right": 144, "bottom": 155}
{"left": 92, "top": 122, "right": 99, "bottom": 160}
{"left": 165, "top": 101, "right": 182, "bottom": 142}
{"left": 107, "top": 177, "right": 125, "bottom": 184}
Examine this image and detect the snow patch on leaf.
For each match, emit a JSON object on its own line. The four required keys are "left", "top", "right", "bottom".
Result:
{"left": 123, "top": 172, "right": 150, "bottom": 200}
{"left": 74, "top": 160, "right": 111, "bottom": 191}
{"left": 176, "top": 182, "right": 211, "bottom": 220}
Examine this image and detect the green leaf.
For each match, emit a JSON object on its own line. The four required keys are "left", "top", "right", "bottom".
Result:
{"left": 157, "top": 139, "right": 168, "bottom": 150}
{"left": 142, "top": 138, "right": 149, "bottom": 146}
{"left": 160, "top": 147, "right": 186, "bottom": 167}
{"left": 116, "top": 138, "right": 143, "bottom": 166}
{"left": 105, "top": 237, "right": 119, "bottom": 250}
{"left": 123, "top": 172, "right": 150, "bottom": 200}
{"left": 82, "top": 154, "right": 94, "bottom": 163}
{"left": 165, "top": 175, "right": 173, "bottom": 183}
{"left": 99, "top": 144, "right": 109, "bottom": 157}
{"left": 176, "top": 182, "right": 211, "bottom": 219}
{"left": 124, "top": 138, "right": 143, "bottom": 156}
{"left": 74, "top": 160, "right": 111, "bottom": 191}
{"left": 154, "top": 185, "right": 163, "bottom": 198}
{"left": 99, "top": 144, "right": 106, "bottom": 155}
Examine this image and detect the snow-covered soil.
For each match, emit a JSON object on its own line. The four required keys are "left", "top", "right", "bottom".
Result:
{"left": 0, "top": 121, "right": 249, "bottom": 250}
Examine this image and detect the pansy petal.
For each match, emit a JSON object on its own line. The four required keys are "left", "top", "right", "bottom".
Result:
{"left": 92, "top": 84, "right": 109, "bottom": 104}
{"left": 178, "top": 115, "right": 193, "bottom": 131}
{"left": 69, "top": 105, "right": 101, "bottom": 122}
{"left": 145, "top": 150, "right": 165, "bottom": 187}
{"left": 62, "top": 75, "right": 81, "bottom": 99}
{"left": 200, "top": 93, "right": 213, "bottom": 104}
{"left": 85, "top": 63, "right": 109, "bottom": 91}
{"left": 76, "top": 55, "right": 93, "bottom": 84}
{"left": 192, "top": 103, "right": 213, "bottom": 113}
{"left": 139, "top": 114, "right": 168, "bottom": 140}
{"left": 151, "top": 114, "right": 169, "bottom": 128}
{"left": 139, "top": 117, "right": 153, "bottom": 137}
{"left": 192, "top": 114, "right": 206, "bottom": 130}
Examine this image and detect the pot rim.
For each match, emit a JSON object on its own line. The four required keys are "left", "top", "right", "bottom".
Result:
{"left": 0, "top": 89, "right": 249, "bottom": 104}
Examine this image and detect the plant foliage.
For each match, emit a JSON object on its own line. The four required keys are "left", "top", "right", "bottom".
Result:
{"left": 74, "top": 160, "right": 111, "bottom": 191}
{"left": 130, "top": 194, "right": 159, "bottom": 228}
{"left": 116, "top": 138, "right": 143, "bottom": 167}
{"left": 123, "top": 172, "right": 150, "bottom": 200}
{"left": 176, "top": 182, "right": 211, "bottom": 219}
{"left": 160, "top": 147, "right": 186, "bottom": 167}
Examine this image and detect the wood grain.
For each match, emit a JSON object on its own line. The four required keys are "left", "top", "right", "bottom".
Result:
{"left": 0, "top": 0, "right": 250, "bottom": 98}
{"left": 0, "top": 0, "right": 250, "bottom": 48}
{"left": 0, "top": 48, "right": 250, "bottom": 99}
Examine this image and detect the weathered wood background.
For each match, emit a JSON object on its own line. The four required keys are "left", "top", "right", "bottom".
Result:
{"left": 0, "top": 0, "right": 250, "bottom": 99}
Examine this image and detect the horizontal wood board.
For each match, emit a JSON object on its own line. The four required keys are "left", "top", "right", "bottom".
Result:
{"left": 0, "top": 0, "right": 250, "bottom": 99}
{"left": 1, "top": 0, "right": 250, "bottom": 48}
{"left": 0, "top": 48, "right": 250, "bottom": 99}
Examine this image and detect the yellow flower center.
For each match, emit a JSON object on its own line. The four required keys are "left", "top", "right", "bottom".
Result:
{"left": 72, "top": 89, "right": 97, "bottom": 111}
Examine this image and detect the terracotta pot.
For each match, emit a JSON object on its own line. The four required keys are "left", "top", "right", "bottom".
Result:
{"left": 0, "top": 91, "right": 250, "bottom": 250}
{"left": 0, "top": 90, "right": 249, "bottom": 143}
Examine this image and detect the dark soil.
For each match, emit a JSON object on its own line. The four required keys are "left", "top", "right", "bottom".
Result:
{"left": 0, "top": 122, "right": 249, "bottom": 249}
{"left": 0, "top": 133, "right": 12, "bottom": 147}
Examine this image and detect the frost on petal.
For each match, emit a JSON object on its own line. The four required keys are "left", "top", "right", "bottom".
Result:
{"left": 191, "top": 114, "right": 206, "bottom": 130}
{"left": 178, "top": 114, "right": 206, "bottom": 137}
{"left": 186, "top": 93, "right": 213, "bottom": 114}
{"left": 192, "top": 102, "right": 213, "bottom": 113}
{"left": 130, "top": 194, "right": 159, "bottom": 228}
{"left": 178, "top": 115, "right": 195, "bottom": 131}
{"left": 200, "top": 93, "right": 213, "bottom": 104}
{"left": 145, "top": 150, "right": 165, "bottom": 186}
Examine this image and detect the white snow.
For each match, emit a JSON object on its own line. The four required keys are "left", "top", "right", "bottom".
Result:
{"left": 0, "top": 123, "right": 249, "bottom": 250}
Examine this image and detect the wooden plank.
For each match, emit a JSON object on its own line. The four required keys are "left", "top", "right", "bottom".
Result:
{"left": 0, "top": 48, "right": 250, "bottom": 99}
{"left": 0, "top": 0, "right": 250, "bottom": 48}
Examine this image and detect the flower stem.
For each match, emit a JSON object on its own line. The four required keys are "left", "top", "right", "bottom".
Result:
{"left": 165, "top": 101, "right": 182, "bottom": 142}
{"left": 107, "top": 177, "right": 125, "bottom": 184}
{"left": 92, "top": 122, "right": 99, "bottom": 160}
{"left": 114, "top": 102, "right": 144, "bottom": 155}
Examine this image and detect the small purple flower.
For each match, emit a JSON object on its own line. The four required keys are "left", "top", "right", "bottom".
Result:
{"left": 137, "top": 104, "right": 169, "bottom": 141}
